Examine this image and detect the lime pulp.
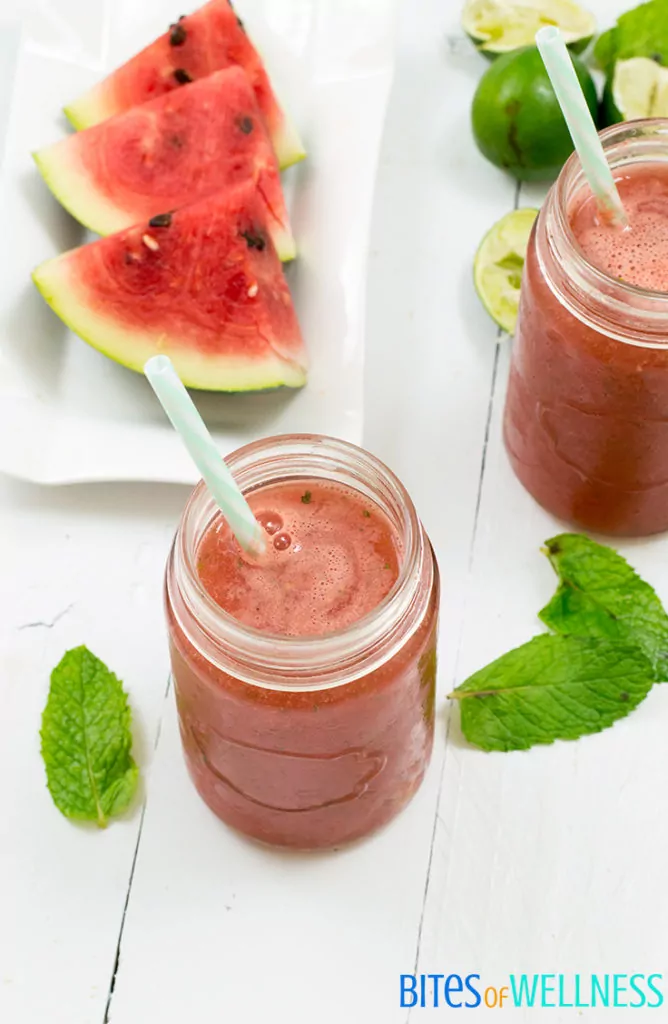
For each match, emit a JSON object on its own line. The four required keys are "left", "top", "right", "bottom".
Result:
{"left": 474, "top": 208, "right": 539, "bottom": 334}
{"left": 462, "top": 0, "right": 596, "bottom": 55}
{"left": 603, "top": 57, "right": 668, "bottom": 125}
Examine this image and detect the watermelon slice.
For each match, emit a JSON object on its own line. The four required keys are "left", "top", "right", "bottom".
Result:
{"left": 35, "top": 67, "right": 295, "bottom": 260}
{"left": 32, "top": 186, "right": 307, "bottom": 391}
{"left": 64, "top": 0, "right": 305, "bottom": 170}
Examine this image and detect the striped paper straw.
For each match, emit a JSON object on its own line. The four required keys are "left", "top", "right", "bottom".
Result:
{"left": 536, "top": 26, "right": 628, "bottom": 228}
{"left": 144, "top": 355, "right": 265, "bottom": 557}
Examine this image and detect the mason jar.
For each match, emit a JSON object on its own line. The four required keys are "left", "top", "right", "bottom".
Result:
{"left": 165, "top": 434, "right": 439, "bottom": 849}
{"left": 504, "top": 119, "right": 668, "bottom": 536}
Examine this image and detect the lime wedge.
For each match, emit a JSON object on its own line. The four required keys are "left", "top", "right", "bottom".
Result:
{"left": 604, "top": 57, "right": 668, "bottom": 124}
{"left": 462, "top": 0, "right": 596, "bottom": 56}
{"left": 474, "top": 208, "right": 538, "bottom": 334}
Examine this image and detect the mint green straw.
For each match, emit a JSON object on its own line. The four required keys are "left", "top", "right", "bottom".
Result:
{"left": 536, "top": 26, "right": 628, "bottom": 228}
{"left": 144, "top": 355, "right": 265, "bottom": 557}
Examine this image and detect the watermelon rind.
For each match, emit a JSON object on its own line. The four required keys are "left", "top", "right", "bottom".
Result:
{"left": 274, "top": 225, "right": 297, "bottom": 263}
{"left": 32, "top": 257, "right": 307, "bottom": 392}
{"left": 33, "top": 144, "right": 297, "bottom": 262}
{"left": 63, "top": 86, "right": 113, "bottom": 133}
{"left": 273, "top": 113, "right": 307, "bottom": 170}
{"left": 32, "top": 147, "right": 130, "bottom": 237}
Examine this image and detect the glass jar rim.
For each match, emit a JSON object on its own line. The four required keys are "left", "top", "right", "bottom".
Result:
{"left": 555, "top": 119, "right": 668, "bottom": 302}
{"left": 167, "top": 433, "right": 432, "bottom": 690}
{"left": 542, "top": 118, "right": 668, "bottom": 348}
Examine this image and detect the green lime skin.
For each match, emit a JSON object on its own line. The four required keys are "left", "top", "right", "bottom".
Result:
{"left": 470, "top": 33, "right": 593, "bottom": 61}
{"left": 471, "top": 46, "right": 599, "bottom": 181}
{"left": 600, "top": 78, "right": 622, "bottom": 127}
{"left": 567, "top": 35, "right": 593, "bottom": 56}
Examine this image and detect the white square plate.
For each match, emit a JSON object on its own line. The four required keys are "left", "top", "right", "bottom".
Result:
{"left": 0, "top": 0, "right": 397, "bottom": 483}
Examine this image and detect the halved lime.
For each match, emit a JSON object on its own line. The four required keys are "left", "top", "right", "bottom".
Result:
{"left": 462, "top": 0, "right": 596, "bottom": 57}
{"left": 603, "top": 57, "right": 668, "bottom": 125}
{"left": 474, "top": 208, "right": 538, "bottom": 334}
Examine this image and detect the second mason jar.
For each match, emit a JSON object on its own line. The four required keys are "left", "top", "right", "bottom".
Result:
{"left": 505, "top": 119, "right": 668, "bottom": 537}
{"left": 165, "top": 435, "right": 439, "bottom": 849}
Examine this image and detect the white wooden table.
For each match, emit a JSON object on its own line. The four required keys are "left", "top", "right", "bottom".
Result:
{"left": 3, "top": 1, "right": 668, "bottom": 1021}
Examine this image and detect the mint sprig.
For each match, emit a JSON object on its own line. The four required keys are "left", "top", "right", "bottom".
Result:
{"left": 451, "top": 534, "right": 667, "bottom": 752}
{"left": 450, "top": 636, "right": 653, "bottom": 753}
{"left": 41, "top": 646, "right": 139, "bottom": 827}
{"left": 540, "top": 534, "right": 668, "bottom": 681}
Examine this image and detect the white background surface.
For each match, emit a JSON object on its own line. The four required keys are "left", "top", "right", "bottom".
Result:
{"left": 2, "top": 0, "right": 668, "bottom": 1021}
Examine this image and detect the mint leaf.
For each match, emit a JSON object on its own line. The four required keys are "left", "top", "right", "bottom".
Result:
{"left": 41, "top": 646, "right": 139, "bottom": 827}
{"left": 450, "top": 635, "right": 653, "bottom": 752}
{"left": 594, "top": 0, "right": 668, "bottom": 73}
{"left": 540, "top": 534, "right": 668, "bottom": 681}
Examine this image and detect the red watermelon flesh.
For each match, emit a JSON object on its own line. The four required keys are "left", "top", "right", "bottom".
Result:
{"left": 35, "top": 67, "right": 295, "bottom": 260}
{"left": 64, "top": 0, "right": 305, "bottom": 170}
{"left": 32, "top": 185, "right": 307, "bottom": 392}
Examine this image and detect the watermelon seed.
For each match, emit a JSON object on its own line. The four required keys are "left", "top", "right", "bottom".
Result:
{"left": 142, "top": 234, "right": 160, "bottom": 252}
{"left": 247, "top": 282, "right": 259, "bottom": 298}
{"left": 169, "top": 22, "right": 187, "bottom": 46}
{"left": 240, "top": 230, "right": 266, "bottom": 251}
{"left": 173, "top": 68, "right": 193, "bottom": 85}
{"left": 149, "top": 212, "right": 173, "bottom": 228}
{"left": 238, "top": 116, "right": 254, "bottom": 135}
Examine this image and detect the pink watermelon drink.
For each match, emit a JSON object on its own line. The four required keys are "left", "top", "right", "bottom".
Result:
{"left": 165, "top": 435, "right": 439, "bottom": 849}
{"left": 570, "top": 163, "right": 668, "bottom": 291}
{"left": 197, "top": 480, "right": 401, "bottom": 635}
{"left": 505, "top": 121, "right": 668, "bottom": 535}
{"left": 64, "top": 0, "right": 304, "bottom": 169}
{"left": 35, "top": 67, "right": 294, "bottom": 257}
{"left": 32, "top": 184, "right": 306, "bottom": 391}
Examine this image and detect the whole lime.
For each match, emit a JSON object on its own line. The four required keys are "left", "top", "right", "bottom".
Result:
{"left": 471, "top": 46, "right": 599, "bottom": 181}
